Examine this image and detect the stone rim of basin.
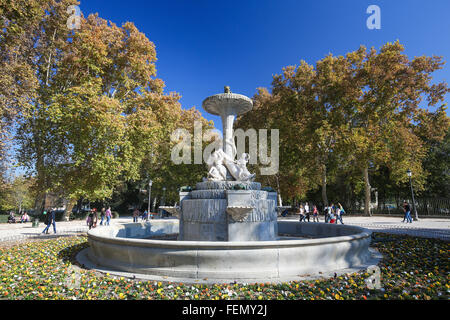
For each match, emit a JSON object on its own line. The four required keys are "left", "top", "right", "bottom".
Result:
{"left": 88, "top": 221, "right": 372, "bottom": 248}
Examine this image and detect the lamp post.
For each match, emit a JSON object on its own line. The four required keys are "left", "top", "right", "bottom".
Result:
{"left": 407, "top": 169, "right": 418, "bottom": 221}
{"left": 161, "top": 187, "right": 166, "bottom": 218}
{"left": 147, "top": 180, "right": 153, "bottom": 221}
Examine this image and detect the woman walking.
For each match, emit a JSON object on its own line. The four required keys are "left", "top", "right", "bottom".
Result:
{"left": 105, "top": 207, "right": 112, "bottom": 226}
{"left": 312, "top": 205, "right": 319, "bottom": 222}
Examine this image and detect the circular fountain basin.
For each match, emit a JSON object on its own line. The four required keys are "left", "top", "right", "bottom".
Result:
{"left": 83, "top": 220, "right": 376, "bottom": 283}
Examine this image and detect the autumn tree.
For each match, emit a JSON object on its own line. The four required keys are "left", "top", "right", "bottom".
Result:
{"left": 238, "top": 41, "right": 449, "bottom": 214}
{"left": 338, "top": 42, "right": 449, "bottom": 215}
{"left": 0, "top": 0, "right": 46, "bottom": 172}
{"left": 236, "top": 86, "right": 307, "bottom": 204}
{"left": 6, "top": 1, "right": 210, "bottom": 218}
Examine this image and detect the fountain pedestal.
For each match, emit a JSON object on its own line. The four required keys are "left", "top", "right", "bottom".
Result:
{"left": 178, "top": 181, "right": 277, "bottom": 241}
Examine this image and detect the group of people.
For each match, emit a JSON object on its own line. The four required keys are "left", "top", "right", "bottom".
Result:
{"left": 132, "top": 208, "right": 154, "bottom": 222}
{"left": 86, "top": 207, "right": 112, "bottom": 230}
{"left": 297, "top": 202, "right": 319, "bottom": 222}
{"left": 7, "top": 211, "right": 31, "bottom": 224}
{"left": 40, "top": 206, "right": 113, "bottom": 234}
{"left": 297, "top": 202, "right": 345, "bottom": 224}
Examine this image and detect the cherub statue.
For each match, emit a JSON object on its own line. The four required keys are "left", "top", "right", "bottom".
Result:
{"left": 220, "top": 150, "right": 255, "bottom": 182}
{"left": 206, "top": 149, "right": 227, "bottom": 181}
{"left": 205, "top": 147, "right": 255, "bottom": 182}
{"left": 235, "top": 153, "right": 255, "bottom": 181}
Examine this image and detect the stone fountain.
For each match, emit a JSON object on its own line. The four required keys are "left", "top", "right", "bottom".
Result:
{"left": 84, "top": 88, "right": 376, "bottom": 284}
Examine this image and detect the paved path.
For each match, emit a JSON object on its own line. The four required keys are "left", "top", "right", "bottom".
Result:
{"left": 0, "top": 217, "right": 132, "bottom": 243}
{"left": 0, "top": 215, "right": 449, "bottom": 243}
{"left": 281, "top": 215, "right": 450, "bottom": 241}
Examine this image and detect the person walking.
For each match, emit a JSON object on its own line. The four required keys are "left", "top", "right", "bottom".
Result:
{"left": 334, "top": 205, "right": 340, "bottom": 224}
{"left": 105, "top": 207, "right": 112, "bottom": 226}
{"left": 133, "top": 208, "right": 140, "bottom": 223}
{"left": 336, "top": 203, "right": 345, "bottom": 224}
{"left": 298, "top": 205, "right": 306, "bottom": 222}
{"left": 88, "top": 209, "right": 98, "bottom": 230}
{"left": 100, "top": 208, "right": 105, "bottom": 225}
{"left": 42, "top": 208, "right": 56, "bottom": 234}
{"left": 312, "top": 205, "right": 319, "bottom": 222}
{"left": 304, "top": 202, "right": 310, "bottom": 222}
{"left": 402, "top": 201, "right": 413, "bottom": 223}
{"left": 324, "top": 204, "right": 331, "bottom": 223}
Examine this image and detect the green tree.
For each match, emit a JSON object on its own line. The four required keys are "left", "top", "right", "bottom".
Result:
{"left": 0, "top": 175, "right": 36, "bottom": 213}
{"left": 414, "top": 107, "right": 450, "bottom": 197}
{"left": 238, "top": 41, "right": 449, "bottom": 214}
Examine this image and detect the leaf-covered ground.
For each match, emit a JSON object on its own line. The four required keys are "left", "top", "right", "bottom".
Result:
{"left": 0, "top": 233, "right": 448, "bottom": 300}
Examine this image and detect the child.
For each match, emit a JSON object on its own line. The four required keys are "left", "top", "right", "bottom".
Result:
{"left": 329, "top": 210, "right": 336, "bottom": 224}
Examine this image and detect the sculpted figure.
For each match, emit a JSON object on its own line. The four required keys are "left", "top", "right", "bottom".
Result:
{"left": 206, "top": 150, "right": 227, "bottom": 181}
{"left": 220, "top": 150, "right": 255, "bottom": 182}
{"left": 236, "top": 153, "right": 255, "bottom": 181}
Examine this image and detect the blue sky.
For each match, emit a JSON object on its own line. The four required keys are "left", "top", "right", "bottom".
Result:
{"left": 79, "top": 0, "right": 450, "bottom": 128}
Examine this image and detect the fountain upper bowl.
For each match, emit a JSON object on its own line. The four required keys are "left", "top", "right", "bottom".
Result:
{"left": 202, "top": 93, "right": 253, "bottom": 116}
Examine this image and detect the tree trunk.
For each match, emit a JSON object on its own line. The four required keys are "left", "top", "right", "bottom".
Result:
{"left": 321, "top": 165, "right": 328, "bottom": 207}
{"left": 34, "top": 191, "right": 46, "bottom": 215}
{"left": 63, "top": 198, "right": 77, "bottom": 221}
{"left": 45, "top": 29, "right": 57, "bottom": 86}
{"left": 363, "top": 166, "right": 372, "bottom": 216}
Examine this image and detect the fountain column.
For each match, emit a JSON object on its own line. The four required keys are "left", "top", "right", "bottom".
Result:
{"left": 221, "top": 111, "right": 236, "bottom": 159}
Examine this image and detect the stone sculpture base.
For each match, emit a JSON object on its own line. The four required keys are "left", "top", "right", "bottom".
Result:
{"left": 178, "top": 181, "right": 277, "bottom": 241}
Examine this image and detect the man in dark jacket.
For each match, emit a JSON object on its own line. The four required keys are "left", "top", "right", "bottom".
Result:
{"left": 42, "top": 208, "right": 57, "bottom": 234}
{"left": 402, "top": 201, "right": 412, "bottom": 223}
